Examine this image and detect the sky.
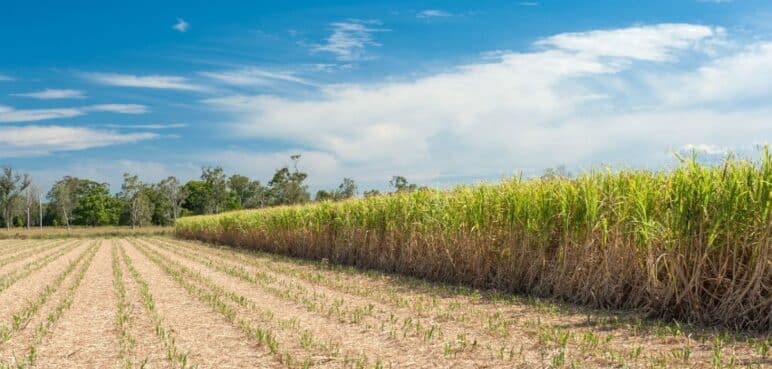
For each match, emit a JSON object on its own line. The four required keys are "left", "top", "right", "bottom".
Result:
{"left": 1, "top": 0, "right": 771, "bottom": 193}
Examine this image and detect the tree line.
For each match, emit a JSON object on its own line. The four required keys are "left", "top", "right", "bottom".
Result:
{"left": 0, "top": 155, "right": 422, "bottom": 228}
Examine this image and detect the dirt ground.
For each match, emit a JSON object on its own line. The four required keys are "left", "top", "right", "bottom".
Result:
{"left": 0, "top": 237, "right": 768, "bottom": 368}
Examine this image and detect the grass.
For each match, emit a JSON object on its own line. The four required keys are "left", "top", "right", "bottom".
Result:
{"left": 0, "top": 226, "right": 173, "bottom": 240}
{"left": 176, "top": 150, "right": 771, "bottom": 331}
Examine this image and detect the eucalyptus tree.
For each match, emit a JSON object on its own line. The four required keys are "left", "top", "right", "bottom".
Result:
{"left": 158, "top": 176, "right": 188, "bottom": 221}
{"left": 201, "top": 166, "right": 228, "bottom": 214}
{"left": 268, "top": 155, "right": 310, "bottom": 205}
{"left": 23, "top": 184, "right": 41, "bottom": 229}
{"left": 47, "top": 176, "right": 80, "bottom": 228}
{"left": 120, "top": 173, "right": 152, "bottom": 228}
{"left": 0, "top": 167, "right": 31, "bottom": 229}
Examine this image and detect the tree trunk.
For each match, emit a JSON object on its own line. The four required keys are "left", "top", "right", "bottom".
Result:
{"left": 62, "top": 206, "right": 70, "bottom": 230}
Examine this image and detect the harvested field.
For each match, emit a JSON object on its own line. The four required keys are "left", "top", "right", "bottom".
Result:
{"left": 0, "top": 237, "right": 768, "bottom": 368}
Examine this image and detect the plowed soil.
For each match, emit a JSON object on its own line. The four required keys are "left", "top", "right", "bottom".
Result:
{"left": 0, "top": 238, "right": 768, "bottom": 369}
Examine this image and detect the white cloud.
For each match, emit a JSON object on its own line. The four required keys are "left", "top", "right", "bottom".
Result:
{"left": 11, "top": 89, "right": 86, "bottom": 99}
{"left": 0, "top": 74, "right": 13, "bottom": 81}
{"left": 651, "top": 42, "right": 772, "bottom": 105}
{"left": 86, "top": 104, "right": 148, "bottom": 114}
{"left": 173, "top": 18, "right": 189, "bottom": 32}
{"left": 0, "top": 105, "right": 84, "bottom": 123}
{"left": 0, "top": 126, "right": 158, "bottom": 157}
{"left": 0, "top": 103, "right": 148, "bottom": 123}
{"left": 679, "top": 144, "right": 729, "bottom": 155}
{"left": 311, "top": 20, "right": 388, "bottom": 61}
{"left": 200, "top": 67, "right": 315, "bottom": 87}
{"left": 518, "top": 2, "right": 539, "bottom": 6}
{"left": 417, "top": 10, "right": 451, "bottom": 18}
{"left": 84, "top": 72, "right": 206, "bottom": 91}
{"left": 536, "top": 23, "right": 718, "bottom": 61}
{"left": 205, "top": 23, "right": 771, "bottom": 185}
{"left": 104, "top": 123, "right": 187, "bottom": 129}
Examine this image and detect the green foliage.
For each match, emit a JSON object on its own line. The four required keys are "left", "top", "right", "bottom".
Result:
{"left": 267, "top": 155, "right": 311, "bottom": 206}
{"left": 390, "top": 176, "right": 418, "bottom": 193}
{"left": 182, "top": 180, "right": 212, "bottom": 215}
{"left": 315, "top": 177, "right": 357, "bottom": 202}
{"left": 0, "top": 167, "right": 31, "bottom": 228}
{"left": 73, "top": 181, "right": 121, "bottom": 226}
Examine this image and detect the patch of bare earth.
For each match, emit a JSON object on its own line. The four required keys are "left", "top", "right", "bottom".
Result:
{"left": 121, "top": 240, "right": 282, "bottom": 369}
{"left": 139, "top": 237, "right": 528, "bottom": 368}
{"left": 0, "top": 240, "right": 64, "bottom": 275}
{"left": 145, "top": 237, "right": 542, "bottom": 368}
{"left": 0, "top": 240, "right": 86, "bottom": 325}
{"left": 0, "top": 241, "right": 96, "bottom": 366}
{"left": 32, "top": 241, "right": 121, "bottom": 369}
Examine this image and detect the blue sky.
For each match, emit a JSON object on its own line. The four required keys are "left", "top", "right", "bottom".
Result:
{"left": 1, "top": 0, "right": 771, "bottom": 193}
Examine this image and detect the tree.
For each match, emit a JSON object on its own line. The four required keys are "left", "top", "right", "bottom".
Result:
{"left": 24, "top": 184, "right": 41, "bottom": 229}
{"left": 337, "top": 178, "right": 357, "bottom": 200}
{"left": 201, "top": 166, "right": 228, "bottom": 214}
{"left": 0, "top": 167, "right": 31, "bottom": 229}
{"left": 73, "top": 181, "right": 120, "bottom": 226}
{"left": 315, "top": 190, "right": 335, "bottom": 202}
{"left": 243, "top": 180, "right": 269, "bottom": 208}
{"left": 47, "top": 176, "right": 80, "bottom": 228}
{"left": 182, "top": 180, "right": 212, "bottom": 215}
{"left": 390, "top": 176, "right": 417, "bottom": 193}
{"left": 120, "top": 173, "right": 152, "bottom": 228}
{"left": 228, "top": 174, "right": 251, "bottom": 208}
{"left": 157, "top": 176, "right": 188, "bottom": 222}
{"left": 363, "top": 189, "right": 381, "bottom": 198}
{"left": 315, "top": 178, "right": 357, "bottom": 202}
{"left": 267, "top": 155, "right": 310, "bottom": 206}
{"left": 541, "top": 165, "right": 571, "bottom": 180}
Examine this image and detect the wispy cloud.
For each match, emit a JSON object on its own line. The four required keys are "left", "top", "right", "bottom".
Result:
{"left": 11, "top": 88, "right": 86, "bottom": 99}
{"left": 0, "top": 126, "right": 158, "bottom": 157}
{"left": 173, "top": 18, "right": 190, "bottom": 32}
{"left": 86, "top": 104, "right": 148, "bottom": 114}
{"left": 0, "top": 106, "right": 83, "bottom": 123}
{"left": 518, "top": 2, "right": 539, "bottom": 6}
{"left": 83, "top": 72, "right": 207, "bottom": 91}
{"left": 311, "top": 20, "right": 388, "bottom": 61}
{"left": 417, "top": 9, "right": 452, "bottom": 18}
{"left": 0, "top": 103, "right": 147, "bottom": 123}
{"left": 0, "top": 74, "right": 13, "bottom": 81}
{"left": 200, "top": 67, "right": 315, "bottom": 87}
{"left": 536, "top": 23, "right": 719, "bottom": 61}
{"left": 104, "top": 123, "right": 187, "bottom": 129}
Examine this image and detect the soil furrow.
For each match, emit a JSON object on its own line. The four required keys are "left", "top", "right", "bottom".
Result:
{"left": 32, "top": 241, "right": 121, "bottom": 368}
{"left": 138, "top": 238, "right": 476, "bottom": 368}
{"left": 121, "top": 240, "right": 284, "bottom": 369}
{"left": 0, "top": 240, "right": 65, "bottom": 275}
{"left": 0, "top": 242, "right": 99, "bottom": 368}
{"left": 0, "top": 241, "right": 85, "bottom": 325}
